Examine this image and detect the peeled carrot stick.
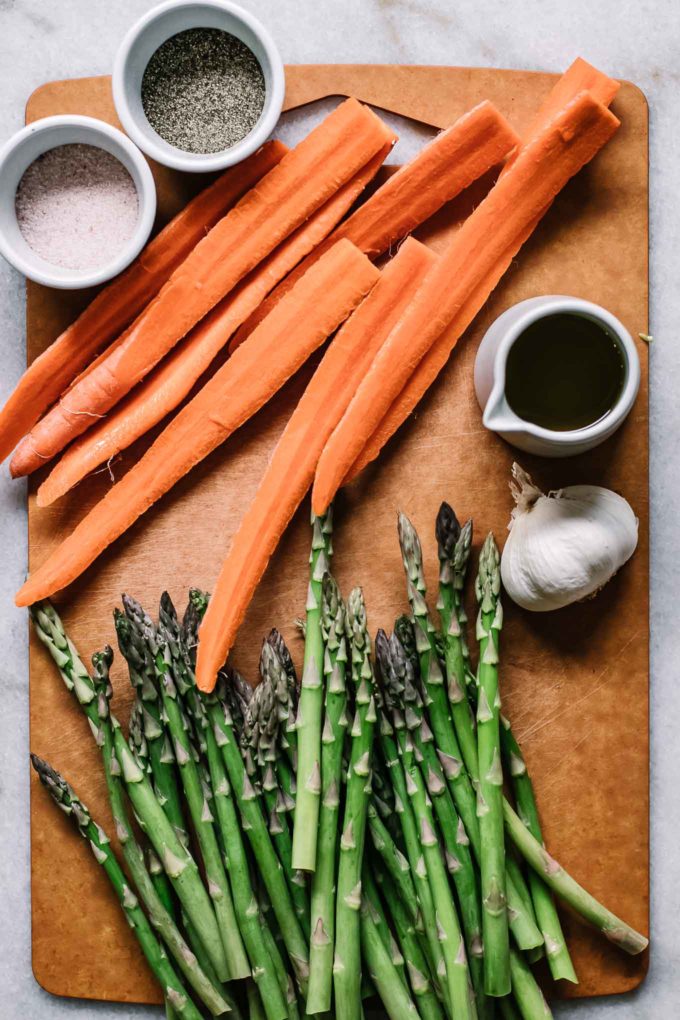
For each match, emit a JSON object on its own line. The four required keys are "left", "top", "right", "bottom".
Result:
{"left": 231, "top": 100, "right": 519, "bottom": 347}
{"left": 10, "top": 99, "right": 395, "bottom": 478}
{"left": 311, "top": 92, "right": 620, "bottom": 514}
{"left": 520, "top": 57, "right": 620, "bottom": 140}
{"left": 195, "top": 237, "right": 437, "bottom": 691}
{"left": 15, "top": 241, "right": 378, "bottom": 607}
{"left": 36, "top": 145, "right": 392, "bottom": 507}
{"left": 346, "top": 61, "right": 621, "bottom": 482}
{"left": 0, "top": 141, "right": 287, "bottom": 464}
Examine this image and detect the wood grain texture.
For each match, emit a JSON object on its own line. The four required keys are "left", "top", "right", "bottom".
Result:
{"left": 26, "top": 66, "right": 649, "bottom": 1005}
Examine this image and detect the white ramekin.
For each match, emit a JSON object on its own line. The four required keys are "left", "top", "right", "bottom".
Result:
{"left": 112, "top": 0, "right": 285, "bottom": 173}
{"left": 474, "top": 295, "right": 641, "bottom": 458}
{"left": 0, "top": 114, "right": 156, "bottom": 290}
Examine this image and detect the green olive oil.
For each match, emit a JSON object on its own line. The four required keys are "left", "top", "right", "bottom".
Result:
{"left": 504, "top": 312, "right": 625, "bottom": 431}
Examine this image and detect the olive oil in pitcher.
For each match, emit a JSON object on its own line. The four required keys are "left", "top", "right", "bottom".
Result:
{"left": 504, "top": 312, "right": 626, "bottom": 432}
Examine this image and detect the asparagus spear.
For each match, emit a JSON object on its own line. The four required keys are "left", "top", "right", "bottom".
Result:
{"left": 503, "top": 800, "right": 648, "bottom": 955}
{"left": 366, "top": 801, "right": 419, "bottom": 927}
{"left": 429, "top": 515, "right": 546, "bottom": 958}
{"left": 129, "top": 596, "right": 249, "bottom": 981}
{"left": 498, "top": 998, "right": 523, "bottom": 1020}
{"left": 500, "top": 722, "right": 577, "bottom": 983}
{"left": 186, "top": 687, "right": 290, "bottom": 1020}
{"left": 204, "top": 671, "right": 311, "bottom": 993}
{"left": 380, "top": 634, "right": 476, "bottom": 1020}
{"left": 360, "top": 896, "right": 420, "bottom": 1020}
{"left": 397, "top": 513, "right": 481, "bottom": 855}
{"left": 362, "top": 864, "right": 407, "bottom": 987}
{"left": 241, "top": 652, "right": 310, "bottom": 937}
{"left": 260, "top": 637, "right": 299, "bottom": 798}
{"left": 31, "top": 755, "right": 202, "bottom": 1020}
{"left": 435, "top": 505, "right": 478, "bottom": 777}
{"left": 475, "top": 533, "right": 511, "bottom": 996}
{"left": 30, "top": 604, "right": 232, "bottom": 1016}
{"left": 293, "top": 512, "right": 331, "bottom": 871}
{"left": 265, "top": 628, "right": 299, "bottom": 769}
{"left": 508, "top": 949, "right": 553, "bottom": 1020}
{"left": 333, "top": 587, "right": 376, "bottom": 1020}
{"left": 370, "top": 868, "right": 444, "bottom": 1020}
{"left": 373, "top": 679, "right": 449, "bottom": 1016}
{"left": 380, "top": 629, "right": 489, "bottom": 1018}
{"left": 307, "top": 575, "right": 349, "bottom": 1014}
{"left": 116, "top": 604, "right": 189, "bottom": 847}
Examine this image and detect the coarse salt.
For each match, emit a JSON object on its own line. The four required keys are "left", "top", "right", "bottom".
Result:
{"left": 15, "top": 143, "right": 139, "bottom": 272}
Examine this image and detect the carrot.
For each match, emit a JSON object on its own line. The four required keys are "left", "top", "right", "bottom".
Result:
{"left": 36, "top": 144, "right": 392, "bottom": 507}
{"left": 346, "top": 61, "right": 621, "bottom": 483}
{"left": 0, "top": 141, "right": 287, "bottom": 464}
{"left": 311, "top": 91, "right": 620, "bottom": 514}
{"left": 231, "top": 100, "right": 519, "bottom": 347}
{"left": 194, "top": 237, "right": 437, "bottom": 691}
{"left": 520, "top": 57, "right": 620, "bottom": 140}
{"left": 15, "top": 240, "right": 379, "bottom": 607}
{"left": 10, "top": 99, "right": 395, "bottom": 478}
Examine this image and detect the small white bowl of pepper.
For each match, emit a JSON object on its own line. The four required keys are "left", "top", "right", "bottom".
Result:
{"left": 113, "top": 0, "right": 285, "bottom": 173}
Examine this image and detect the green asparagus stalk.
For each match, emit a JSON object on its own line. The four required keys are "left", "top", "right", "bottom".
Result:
{"left": 475, "top": 533, "right": 511, "bottom": 996}
{"left": 187, "top": 692, "right": 290, "bottom": 1020}
{"left": 379, "top": 629, "right": 488, "bottom": 1018}
{"left": 500, "top": 722, "right": 577, "bottom": 982}
{"left": 31, "top": 755, "right": 202, "bottom": 1020}
{"left": 205, "top": 671, "right": 311, "bottom": 993}
{"left": 94, "top": 652, "right": 239, "bottom": 1017}
{"left": 504, "top": 853, "right": 542, "bottom": 964}
{"left": 435, "top": 505, "right": 478, "bottom": 778}
{"left": 378, "top": 629, "right": 474, "bottom": 1020}
{"left": 260, "top": 637, "right": 299, "bottom": 798}
{"left": 242, "top": 653, "right": 310, "bottom": 937}
{"left": 503, "top": 800, "right": 648, "bottom": 955}
{"left": 293, "top": 512, "right": 331, "bottom": 870}
{"left": 360, "top": 898, "right": 420, "bottom": 1020}
{"left": 508, "top": 949, "right": 553, "bottom": 1020}
{"left": 265, "top": 628, "right": 299, "bottom": 769}
{"left": 247, "top": 982, "right": 268, "bottom": 1020}
{"left": 370, "top": 868, "right": 444, "bottom": 1020}
{"left": 396, "top": 513, "right": 481, "bottom": 855}
{"left": 307, "top": 575, "right": 349, "bottom": 1014}
{"left": 400, "top": 747, "right": 474, "bottom": 1020}
{"left": 498, "top": 998, "right": 523, "bottom": 1020}
{"left": 333, "top": 587, "right": 376, "bottom": 1020}
{"left": 116, "top": 603, "right": 188, "bottom": 847}
{"left": 372, "top": 681, "right": 449, "bottom": 1015}
{"left": 429, "top": 515, "right": 546, "bottom": 958}
{"left": 111, "top": 704, "right": 229, "bottom": 981}
{"left": 362, "top": 865, "right": 407, "bottom": 987}
{"left": 30, "top": 604, "right": 232, "bottom": 1016}
{"left": 366, "top": 802, "right": 419, "bottom": 927}
{"left": 130, "top": 598, "right": 249, "bottom": 981}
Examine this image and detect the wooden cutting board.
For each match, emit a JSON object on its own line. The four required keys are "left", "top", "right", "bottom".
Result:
{"left": 27, "top": 65, "right": 649, "bottom": 1006}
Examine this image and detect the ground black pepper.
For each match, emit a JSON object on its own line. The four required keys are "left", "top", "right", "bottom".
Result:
{"left": 141, "top": 28, "right": 266, "bottom": 154}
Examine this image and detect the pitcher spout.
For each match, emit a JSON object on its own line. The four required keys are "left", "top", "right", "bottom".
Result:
{"left": 482, "top": 391, "right": 526, "bottom": 434}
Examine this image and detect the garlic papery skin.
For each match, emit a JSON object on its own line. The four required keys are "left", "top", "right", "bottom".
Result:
{"left": 500, "top": 463, "right": 639, "bottom": 612}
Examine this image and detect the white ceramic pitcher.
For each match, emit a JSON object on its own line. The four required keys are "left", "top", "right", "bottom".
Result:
{"left": 473, "top": 295, "right": 641, "bottom": 458}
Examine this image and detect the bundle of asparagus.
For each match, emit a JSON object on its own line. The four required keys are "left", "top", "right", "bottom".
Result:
{"left": 30, "top": 503, "right": 647, "bottom": 1020}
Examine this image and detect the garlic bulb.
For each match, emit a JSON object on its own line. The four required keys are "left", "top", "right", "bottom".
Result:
{"left": 500, "top": 463, "right": 638, "bottom": 612}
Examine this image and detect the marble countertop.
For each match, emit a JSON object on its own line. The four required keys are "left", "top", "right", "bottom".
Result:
{"left": 1, "top": 1, "right": 677, "bottom": 1016}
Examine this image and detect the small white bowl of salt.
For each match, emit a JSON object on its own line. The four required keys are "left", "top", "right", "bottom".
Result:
{"left": 0, "top": 114, "right": 156, "bottom": 289}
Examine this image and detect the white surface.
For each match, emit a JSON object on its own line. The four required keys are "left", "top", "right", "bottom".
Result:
{"left": 0, "top": 0, "right": 678, "bottom": 1016}
{"left": 112, "top": 0, "right": 285, "bottom": 172}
